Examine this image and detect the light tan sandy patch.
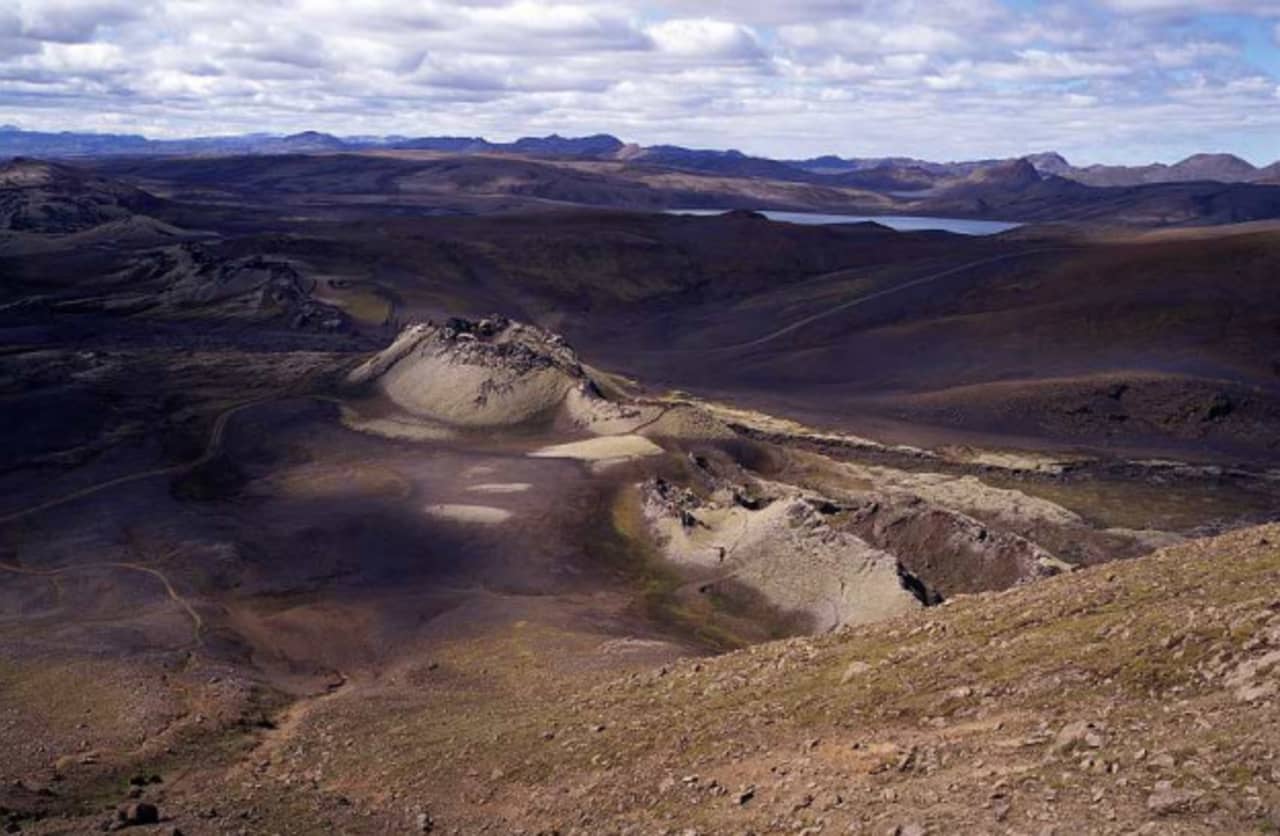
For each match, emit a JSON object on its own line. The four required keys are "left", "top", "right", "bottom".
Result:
{"left": 467, "top": 483, "right": 533, "bottom": 494}
{"left": 529, "top": 435, "right": 663, "bottom": 463}
{"left": 339, "top": 405, "right": 456, "bottom": 441}
{"left": 424, "top": 504, "right": 513, "bottom": 524}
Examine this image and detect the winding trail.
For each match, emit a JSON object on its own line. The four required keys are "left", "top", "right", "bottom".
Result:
{"left": 0, "top": 393, "right": 350, "bottom": 661}
{"left": 622, "top": 402, "right": 679, "bottom": 434}
{"left": 0, "top": 398, "right": 267, "bottom": 526}
{"left": 640, "top": 247, "right": 1073, "bottom": 356}
{"left": 719, "top": 247, "right": 1069, "bottom": 352}
{"left": 0, "top": 558, "right": 204, "bottom": 648}
{"left": 0, "top": 395, "right": 345, "bottom": 526}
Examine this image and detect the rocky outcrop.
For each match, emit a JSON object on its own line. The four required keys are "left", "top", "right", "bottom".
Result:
{"left": 641, "top": 474, "right": 923, "bottom": 631}
{"left": 347, "top": 317, "right": 735, "bottom": 438}
{"left": 637, "top": 442, "right": 1082, "bottom": 628}
{"left": 843, "top": 494, "right": 1070, "bottom": 598}
{"left": 347, "top": 316, "right": 603, "bottom": 428}
{"left": 133, "top": 244, "right": 348, "bottom": 331}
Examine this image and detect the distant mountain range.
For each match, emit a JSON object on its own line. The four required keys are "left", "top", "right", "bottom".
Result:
{"left": 2, "top": 125, "right": 1277, "bottom": 189}
{"left": 7, "top": 142, "right": 1275, "bottom": 230}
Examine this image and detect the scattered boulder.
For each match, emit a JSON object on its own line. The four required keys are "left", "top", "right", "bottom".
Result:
{"left": 116, "top": 802, "right": 158, "bottom": 827}
{"left": 840, "top": 660, "right": 872, "bottom": 683}
{"left": 1146, "top": 781, "right": 1201, "bottom": 816}
{"left": 1052, "top": 720, "right": 1105, "bottom": 754}
{"left": 1225, "top": 649, "right": 1280, "bottom": 703}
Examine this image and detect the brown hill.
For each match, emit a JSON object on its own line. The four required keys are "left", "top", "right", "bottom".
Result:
{"left": 1070, "top": 153, "right": 1261, "bottom": 187}
{"left": 0, "top": 157, "right": 163, "bottom": 233}
{"left": 559, "top": 222, "right": 1280, "bottom": 462}
{"left": 92, "top": 152, "right": 894, "bottom": 216}
{"left": 86, "top": 151, "right": 1280, "bottom": 228}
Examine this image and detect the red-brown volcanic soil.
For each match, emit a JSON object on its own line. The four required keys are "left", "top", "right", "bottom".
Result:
{"left": 3, "top": 158, "right": 1280, "bottom": 833}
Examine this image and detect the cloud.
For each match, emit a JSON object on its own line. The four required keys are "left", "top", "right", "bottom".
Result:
{"left": 15, "top": 0, "right": 145, "bottom": 43}
{"left": 1151, "top": 41, "right": 1236, "bottom": 68}
{"left": 224, "top": 29, "right": 332, "bottom": 71}
{"left": 778, "top": 19, "right": 967, "bottom": 55}
{"left": 1098, "top": 0, "right": 1280, "bottom": 14}
{"left": 974, "top": 49, "right": 1133, "bottom": 81}
{"left": 464, "top": 2, "right": 648, "bottom": 52}
{"left": 0, "top": 0, "right": 1277, "bottom": 165}
{"left": 647, "top": 18, "right": 763, "bottom": 60}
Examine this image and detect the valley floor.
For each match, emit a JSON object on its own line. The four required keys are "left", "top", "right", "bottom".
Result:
{"left": 1, "top": 344, "right": 1278, "bottom": 833}
{"left": 2, "top": 161, "right": 1280, "bottom": 833}
{"left": 3, "top": 517, "right": 1277, "bottom": 834}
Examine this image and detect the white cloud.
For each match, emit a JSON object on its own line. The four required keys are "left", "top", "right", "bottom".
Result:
{"left": 923, "top": 68, "right": 972, "bottom": 90}
{"left": 33, "top": 41, "right": 127, "bottom": 73}
{"left": 464, "top": 2, "right": 647, "bottom": 52}
{"left": 882, "top": 52, "right": 931, "bottom": 74}
{"left": 647, "top": 18, "right": 763, "bottom": 60}
{"left": 784, "top": 55, "right": 878, "bottom": 82}
{"left": 778, "top": 19, "right": 966, "bottom": 55}
{"left": 974, "top": 50, "right": 1132, "bottom": 81}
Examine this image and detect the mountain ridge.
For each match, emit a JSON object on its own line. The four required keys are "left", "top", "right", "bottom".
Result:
{"left": 2, "top": 125, "right": 1276, "bottom": 187}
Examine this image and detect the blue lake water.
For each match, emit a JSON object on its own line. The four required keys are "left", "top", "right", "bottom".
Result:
{"left": 667, "top": 209, "right": 1021, "bottom": 236}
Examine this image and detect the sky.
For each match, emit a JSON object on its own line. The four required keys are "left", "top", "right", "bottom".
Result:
{"left": 1, "top": 0, "right": 1279, "bottom": 165}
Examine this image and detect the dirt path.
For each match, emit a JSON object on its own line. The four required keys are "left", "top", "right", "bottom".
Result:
{"left": 623, "top": 402, "right": 679, "bottom": 434}
{"left": 0, "top": 395, "right": 348, "bottom": 526}
{"left": 0, "top": 398, "right": 265, "bottom": 526}
{"left": 235, "top": 670, "right": 351, "bottom": 784}
{"left": 721, "top": 247, "right": 1070, "bottom": 351}
{"left": 0, "top": 558, "right": 204, "bottom": 649}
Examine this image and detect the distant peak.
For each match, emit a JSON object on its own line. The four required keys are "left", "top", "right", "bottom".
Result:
{"left": 1177, "top": 152, "right": 1249, "bottom": 163}
{"left": 974, "top": 157, "right": 1041, "bottom": 184}
{"left": 508, "top": 133, "right": 624, "bottom": 155}
{"left": 1025, "top": 151, "right": 1072, "bottom": 174}
{"left": 1171, "top": 152, "right": 1255, "bottom": 170}
{"left": 280, "top": 131, "right": 346, "bottom": 147}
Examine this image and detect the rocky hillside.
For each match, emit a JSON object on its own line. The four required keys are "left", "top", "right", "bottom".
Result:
{"left": 315, "top": 523, "right": 1279, "bottom": 834}
{"left": 345, "top": 316, "right": 608, "bottom": 429}
{"left": 0, "top": 158, "right": 163, "bottom": 233}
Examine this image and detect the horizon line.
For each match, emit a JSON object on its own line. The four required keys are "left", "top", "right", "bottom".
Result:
{"left": 1, "top": 122, "right": 1275, "bottom": 170}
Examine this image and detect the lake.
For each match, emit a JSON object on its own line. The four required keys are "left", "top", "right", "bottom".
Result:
{"left": 667, "top": 209, "right": 1022, "bottom": 236}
